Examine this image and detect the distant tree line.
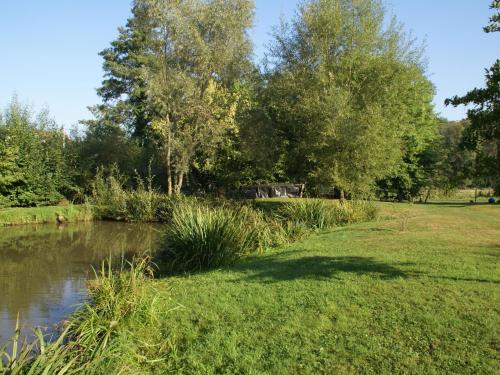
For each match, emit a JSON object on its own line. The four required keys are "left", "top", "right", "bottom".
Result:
{"left": 0, "top": 0, "right": 498, "bottom": 207}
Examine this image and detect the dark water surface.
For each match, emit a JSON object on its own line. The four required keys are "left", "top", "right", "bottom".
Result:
{"left": 0, "top": 221, "right": 162, "bottom": 344}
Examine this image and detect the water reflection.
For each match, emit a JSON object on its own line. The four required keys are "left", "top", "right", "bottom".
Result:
{"left": 0, "top": 221, "right": 162, "bottom": 343}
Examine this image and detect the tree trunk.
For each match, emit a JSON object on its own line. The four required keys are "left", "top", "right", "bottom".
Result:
{"left": 339, "top": 189, "right": 345, "bottom": 202}
{"left": 424, "top": 188, "right": 431, "bottom": 203}
{"left": 174, "top": 170, "right": 184, "bottom": 195}
{"left": 166, "top": 117, "right": 173, "bottom": 196}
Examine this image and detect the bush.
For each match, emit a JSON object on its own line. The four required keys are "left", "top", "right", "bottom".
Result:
{"left": 159, "top": 204, "right": 258, "bottom": 272}
{"left": 91, "top": 167, "right": 169, "bottom": 222}
{"left": 91, "top": 167, "right": 129, "bottom": 220}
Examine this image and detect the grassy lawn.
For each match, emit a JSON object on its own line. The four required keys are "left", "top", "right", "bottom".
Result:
{"left": 0, "top": 204, "right": 92, "bottom": 226}
{"left": 132, "top": 202, "right": 500, "bottom": 374}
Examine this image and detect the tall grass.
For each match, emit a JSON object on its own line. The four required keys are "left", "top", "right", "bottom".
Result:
{"left": 279, "top": 199, "right": 378, "bottom": 230}
{"left": 159, "top": 204, "right": 258, "bottom": 272}
{"left": 158, "top": 199, "right": 378, "bottom": 273}
{"left": 0, "top": 257, "right": 155, "bottom": 374}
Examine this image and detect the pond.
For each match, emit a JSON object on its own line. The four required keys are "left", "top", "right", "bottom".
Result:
{"left": 0, "top": 221, "right": 163, "bottom": 345}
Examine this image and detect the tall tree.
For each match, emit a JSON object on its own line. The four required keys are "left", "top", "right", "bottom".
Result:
{"left": 143, "top": 0, "right": 253, "bottom": 194}
{"left": 265, "top": 0, "right": 435, "bottom": 196}
{"left": 445, "top": 1, "right": 500, "bottom": 194}
{"left": 88, "top": 0, "right": 254, "bottom": 195}
{"left": 85, "top": 1, "right": 155, "bottom": 137}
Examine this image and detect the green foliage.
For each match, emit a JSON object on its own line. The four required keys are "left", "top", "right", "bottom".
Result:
{"left": 90, "top": 166, "right": 172, "bottom": 222}
{"left": 159, "top": 204, "right": 258, "bottom": 272}
{"left": 87, "top": 0, "right": 255, "bottom": 195}
{"left": 446, "top": 2, "right": 499, "bottom": 193}
{"left": 264, "top": 0, "right": 435, "bottom": 195}
{"left": 0, "top": 97, "right": 78, "bottom": 207}
{"left": 71, "top": 122, "right": 149, "bottom": 193}
{"left": 279, "top": 199, "right": 337, "bottom": 230}
{"left": 483, "top": 0, "right": 500, "bottom": 33}
{"left": 446, "top": 60, "right": 500, "bottom": 193}
{"left": 73, "top": 257, "right": 154, "bottom": 355}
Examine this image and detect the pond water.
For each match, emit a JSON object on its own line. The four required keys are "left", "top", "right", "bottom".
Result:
{"left": 0, "top": 221, "right": 163, "bottom": 345}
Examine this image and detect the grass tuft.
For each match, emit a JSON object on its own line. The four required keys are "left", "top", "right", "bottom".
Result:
{"left": 158, "top": 204, "right": 258, "bottom": 272}
{"left": 279, "top": 199, "right": 378, "bottom": 230}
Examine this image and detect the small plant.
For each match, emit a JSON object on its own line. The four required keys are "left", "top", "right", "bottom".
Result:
{"left": 399, "top": 209, "right": 412, "bottom": 232}
{"left": 159, "top": 204, "right": 258, "bottom": 272}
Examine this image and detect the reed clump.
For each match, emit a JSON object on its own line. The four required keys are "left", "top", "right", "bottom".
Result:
{"left": 0, "top": 257, "right": 155, "bottom": 374}
{"left": 158, "top": 204, "right": 258, "bottom": 272}
{"left": 278, "top": 199, "right": 378, "bottom": 230}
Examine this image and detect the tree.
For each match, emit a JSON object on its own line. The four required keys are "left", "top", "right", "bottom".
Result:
{"left": 446, "top": 1, "right": 500, "bottom": 194}
{"left": 0, "top": 98, "right": 75, "bottom": 207}
{"left": 85, "top": 1, "right": 155, "bottom": 138}
{"left": 265, "top": 0, "right": 435, "bottom": 196}
{"left": 484, "top": 0, "right": 500, "bottom": 33}
{"left": 88, "top": 0, "right": 254, "bottom": 195}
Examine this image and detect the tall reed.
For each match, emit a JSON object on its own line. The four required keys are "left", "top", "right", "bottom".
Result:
{"left": 159, "top": 204, "right": 258, "bottom": 272}
{"left": 279, "top": 199, "right": 378, "bottom": 230}
{"left": 0, "top": 257, "right": 154, "bottom": 374}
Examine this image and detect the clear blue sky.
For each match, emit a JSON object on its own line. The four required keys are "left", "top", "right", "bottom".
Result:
{"left": 0, "top": 0, "right": 498, "bottom": 127}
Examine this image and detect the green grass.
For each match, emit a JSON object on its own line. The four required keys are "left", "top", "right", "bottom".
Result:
{"left": 144, "top": 202, "right": 500, "bottom": 374}
{"left": 0, "top": 204, "right": 93, "bottom": 226}
{"left": 3, "top": 201, "right": 499, "bottom": 374}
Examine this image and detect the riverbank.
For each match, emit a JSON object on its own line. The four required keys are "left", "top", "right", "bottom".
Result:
{"left": 0, "top": 204, "right": 93, "bottom": 226}
{"left": 1, "top": 202, "right": 498, "bottom": 373}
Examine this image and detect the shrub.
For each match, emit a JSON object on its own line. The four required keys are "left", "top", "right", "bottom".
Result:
{"left": 91, "top": 167, "right": 168, "bottom": 222}
{"left": 91, "top": 167, "right": 128, "bottom": 220}
{"left": 159, "top": 204, "right": 258, "bottom": 272}
{"left": 126, "top": 189, "right": 156, "bottom": 222}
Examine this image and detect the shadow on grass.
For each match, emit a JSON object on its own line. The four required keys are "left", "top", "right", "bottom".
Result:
{"left": 408, "top": 271, "right": 500, "bottom": 284}
{"left": 416, "top": 202, "right": 499, "bottom": 208}
{"left": 231, "top": 255, "right": 411, "bottom": 282}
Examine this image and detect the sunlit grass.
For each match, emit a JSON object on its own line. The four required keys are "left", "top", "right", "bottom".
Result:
{"left": 2, "top": 201, "right": 498, "bottom": 373}
{"left": 0, "top": 204, "right": 93, "bottom": 226}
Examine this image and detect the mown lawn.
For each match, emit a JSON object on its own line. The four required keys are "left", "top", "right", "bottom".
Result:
{"left": 131, "top": 202, "right": 499, "bottom": 374}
